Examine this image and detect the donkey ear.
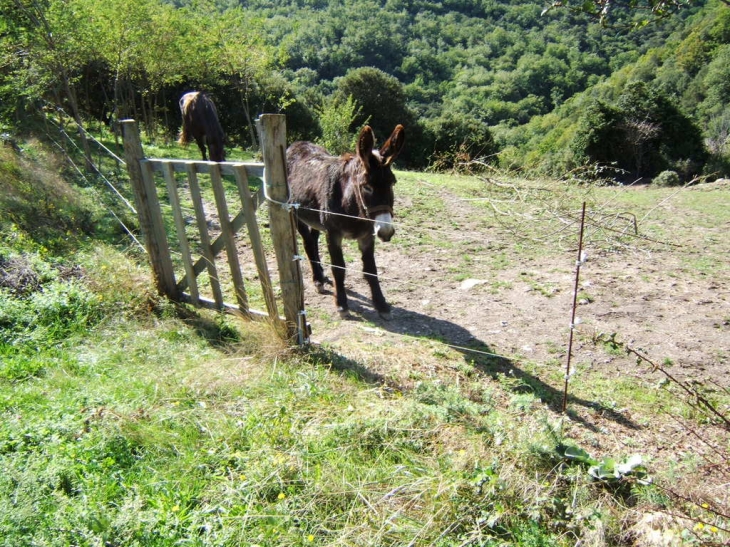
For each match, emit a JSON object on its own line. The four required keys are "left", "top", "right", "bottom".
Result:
{"left": 357, "top": 125, "right": 375, "bottom": 172}
{"left": 380, "top": 124, "right": 405, "bottom": 166}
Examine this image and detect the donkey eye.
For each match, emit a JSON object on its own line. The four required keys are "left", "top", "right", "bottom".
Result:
{"left": 362, "top": 184, "right": 374, "bottom": 195}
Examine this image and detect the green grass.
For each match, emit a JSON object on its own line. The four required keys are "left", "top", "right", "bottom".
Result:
{"left": 1, "top": 130, "right": 729, "bottom": 546}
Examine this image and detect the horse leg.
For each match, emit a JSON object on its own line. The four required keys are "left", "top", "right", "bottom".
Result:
{"left": 195, "top": 135, "right": 207, "bottom": 161}
{"left": 326, "top": 231, "right": 349, "bottom": 315}
{"left": 359, "top": 235, "right": 391, "bottom": 318}
{"left": 297, "top": 221, "right": 328, "bottom": 293}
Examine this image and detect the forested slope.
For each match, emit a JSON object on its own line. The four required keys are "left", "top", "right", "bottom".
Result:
{"left": 1, "top": 0, "right": 728, "bottom": 178}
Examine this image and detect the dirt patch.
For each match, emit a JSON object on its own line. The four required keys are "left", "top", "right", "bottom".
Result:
{"left": 0, "top": 254, "right": 86, "bottom": 297}
{"left": 0, "top": 254, "right": 42, "bottom": 296}
{"left": 305, "top": 183, "right": 729, "bottom": 386}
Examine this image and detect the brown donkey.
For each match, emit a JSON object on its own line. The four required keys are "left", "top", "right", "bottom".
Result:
{"left": 286, "top": 125, "right": 405, "bottom": 318}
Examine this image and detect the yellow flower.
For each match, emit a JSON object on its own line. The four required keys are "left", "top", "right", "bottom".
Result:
{"left": 693, "top": 522, "right": 704, "bottom": 531}
{"left": 277, "top": 492, "right": 286, "bottom": 500}
{"left": 171, "top": 505, "right": 180, "bottom": 512}
{"left": 701, "top": 503, "right": 709, "bottom": 509}
{"left": 307, "top": 535, "right": 315, "bottom": 542}
{"left": 710, "top": 526, "right": 718, "bottom": 533}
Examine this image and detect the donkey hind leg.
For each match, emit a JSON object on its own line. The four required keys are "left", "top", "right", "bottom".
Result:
{"left": 326, "top": 231, "right": 349, "bottom": 316}
{"left": 359, "top": 235, "right": 391, "bottom": 318}
{"left": 297, "top": 222, "right": 328, "bottom": 293}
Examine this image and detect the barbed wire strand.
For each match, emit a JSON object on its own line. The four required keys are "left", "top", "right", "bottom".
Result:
{"left": 46, "top": 104, "right": 127, "bottom": 165}
{"left": 46, "top": 133, "right": 146, "bottom": 254}
{"left": 296, "top": 192, "right": 680, "bottom": 252}
{"left": 107, "top": 208, "right": 146, "bottom": 252}
{"left": 51, "top": 126, "right": 138, "bottom": 215}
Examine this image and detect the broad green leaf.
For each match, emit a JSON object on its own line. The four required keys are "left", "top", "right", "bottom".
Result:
{"left": 563, "top": 445, "right": 596, "bottom": 464}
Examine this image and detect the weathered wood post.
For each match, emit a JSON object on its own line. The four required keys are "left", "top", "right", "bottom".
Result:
{"left": 257, "top": 114, "right": 308, "bottom": 344}
{"left": 121, "top": 119, "right": 177, "bottom": 299}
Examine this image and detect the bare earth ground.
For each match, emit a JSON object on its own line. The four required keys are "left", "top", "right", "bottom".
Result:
{"left": 289, "top": 178, "right": 729, "bottom": 477}
{"left": 304, "top": 182, "right": 729, "bottom": 386}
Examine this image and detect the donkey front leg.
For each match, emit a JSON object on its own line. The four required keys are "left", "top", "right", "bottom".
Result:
{"left": 326, "top": 231, "right": 350, "bottom": 316}
{"left": 359, "top": 235, "right": 390, "bottom": 318}
{"left": 297, "top": 222, "right": 328, "bottom": 293}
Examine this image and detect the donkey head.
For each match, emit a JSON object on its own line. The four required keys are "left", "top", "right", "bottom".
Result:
{"left": 356, "top": 124, "right": 405, "bottom": 242}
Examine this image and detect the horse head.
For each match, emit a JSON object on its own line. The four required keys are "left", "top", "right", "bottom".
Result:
{"left": 356, "top": 124, "right": 405, "bottom": 242}
{"left": 207, "top": 137, "right": 226, "bottom": 162}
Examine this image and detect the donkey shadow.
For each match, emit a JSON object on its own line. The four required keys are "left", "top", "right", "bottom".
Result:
{"left": 323, "top": 288, "right": 639, "bottom": 432}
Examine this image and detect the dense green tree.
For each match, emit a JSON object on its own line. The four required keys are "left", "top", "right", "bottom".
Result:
{"left": 335, "top": 67, "right": 414, "bottom": 151}
{"left": 571, "top": 82, "right": 706, "bottom": 179}
{"left": 202, "top": 5, "right": 280, "bottom": 147}
{"left": 423, "top": 109, "right": 497, "bottom": 171}
{"left": 73, "top": 0, "right": 160, "bottom": 124}
{"left": 1, "top": 0, "right": 100, "bottom": 163}
{"left": 699, "top": 44, "right": 730, "bottom": 120}
{"left": 571, "top": 100, "right": 626, "bottom": 168}
{"left": 544, "top": 0, "right": 723, "bottom": 28}
{"left": 1, "top": 0, "right": 94, "bottom": 112}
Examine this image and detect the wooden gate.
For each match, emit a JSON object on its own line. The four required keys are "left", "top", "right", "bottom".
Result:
{"left": 121, "top": 115, "right": 308, "bottom": 344}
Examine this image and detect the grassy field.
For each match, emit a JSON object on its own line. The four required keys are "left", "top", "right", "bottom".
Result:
{"left": 1, "top": 132, "right": 728, "bottom": 546}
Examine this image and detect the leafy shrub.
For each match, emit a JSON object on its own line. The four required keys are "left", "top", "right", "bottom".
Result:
{"left": 0, "top": 279, "right": 102, "bottom": 348}
{"left": 653, "top": 170, "right": 681, "bottom": 186}
{"left": 0, "top": 351, "right": 47, "bottom": 381}
{"left": 315, "top": 94, "right": 364, "bottom": 155}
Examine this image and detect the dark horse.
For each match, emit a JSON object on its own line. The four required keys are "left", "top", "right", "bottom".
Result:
{"left": 178, "top": 91, "right": 226, "bottom": 162}
{"left": 287, "top": 124, "right": 405, "bottom": 318}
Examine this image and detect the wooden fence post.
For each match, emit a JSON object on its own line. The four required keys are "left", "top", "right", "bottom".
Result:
{"left": 257, "top": 114, "right": 308, "bottom": 343}
{"left": 121, "top": 119, "right": 177, "bottom": 299}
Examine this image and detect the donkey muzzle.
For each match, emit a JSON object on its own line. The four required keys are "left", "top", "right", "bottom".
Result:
{"left": 374, "top": 212, "right": 395, "bottom": 242}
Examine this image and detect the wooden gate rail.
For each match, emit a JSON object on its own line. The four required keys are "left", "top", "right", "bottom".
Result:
{"left": 121, "top": 116, "right": 307, "bottom": 343}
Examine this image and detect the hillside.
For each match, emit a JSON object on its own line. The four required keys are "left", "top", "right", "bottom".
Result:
{"left": 2, "top": 0, "right": 728, "bottom": 178}
{"left": 1, "top": 1, "right": 730, "bottom": 542}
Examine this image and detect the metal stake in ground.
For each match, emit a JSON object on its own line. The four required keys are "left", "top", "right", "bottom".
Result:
{"left": 563, "top": 201, "right": 587, "bottom": 414}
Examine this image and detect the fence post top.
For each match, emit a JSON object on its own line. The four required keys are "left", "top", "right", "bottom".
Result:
{"left": 257, "top": 113, "right": 285, "bottom": 120}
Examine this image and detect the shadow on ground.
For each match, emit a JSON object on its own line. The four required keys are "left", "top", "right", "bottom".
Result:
{"left": 318, "top": 289, "right": 640, "bottom": 432}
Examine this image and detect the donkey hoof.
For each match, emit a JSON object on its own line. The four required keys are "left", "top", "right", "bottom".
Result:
{"left": 378, "top": 310, "right": 392, "bottom": 321}
{"left": 337, "top": 307, "right": 351, "bottom": 319}
{"left": 315, "top": 282, "right": 327, "bottom": 294}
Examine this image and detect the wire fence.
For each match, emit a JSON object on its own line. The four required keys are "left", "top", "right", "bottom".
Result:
{"left": 41, "top": 107, "right": 144, "bottom": 252}
{"left": 284, "top": 175, "right": 685, "bottom": 297}
{"left": 40, "top": 107, "right": 689, "bottom": 320}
